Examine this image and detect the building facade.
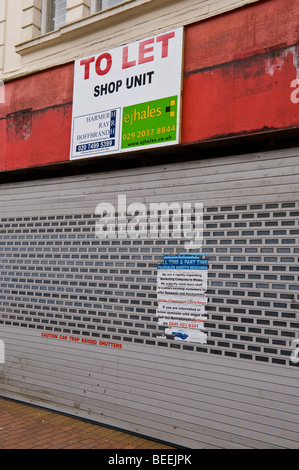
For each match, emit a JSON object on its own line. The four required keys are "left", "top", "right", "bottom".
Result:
{"left": 0, "top": 0, "right": 299, "bottom": 448}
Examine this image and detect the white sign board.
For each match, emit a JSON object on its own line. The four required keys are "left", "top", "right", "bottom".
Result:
{"left": 70, "top": 28, "right": 184, "bottom": 159}
{"left": 157, "top": 254, "right": 208, "bottom": 344}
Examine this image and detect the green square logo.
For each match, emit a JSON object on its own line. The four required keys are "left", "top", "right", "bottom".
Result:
{"left": 121, "top": 96, "right": 178, "bottom": 150}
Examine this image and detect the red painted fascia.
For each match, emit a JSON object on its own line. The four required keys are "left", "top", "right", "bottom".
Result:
{"left": 1, "top": 0, "right": 299, "bottom": 172}
{"left": 0, "top": 63, "right": 73, "bottom": 171}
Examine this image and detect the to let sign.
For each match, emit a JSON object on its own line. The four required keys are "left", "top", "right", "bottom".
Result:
{"left": 70, "top": 28, "right": 184, "bottom": 160}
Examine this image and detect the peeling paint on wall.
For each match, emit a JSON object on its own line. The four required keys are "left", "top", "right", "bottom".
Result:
{"left": 6, "top": 109, "right": 32, "bottom": 142}
{"left": 265, "top": 47, "right": 299, "bottom": 79}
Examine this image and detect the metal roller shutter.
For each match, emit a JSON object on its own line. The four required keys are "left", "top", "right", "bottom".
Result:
{"left": 0, "top": 146, "right": 299, "bottom": 448}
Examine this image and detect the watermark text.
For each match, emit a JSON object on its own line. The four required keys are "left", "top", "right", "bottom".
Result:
{"left": 95, "top": 195, "right": 203, "bottom": 249}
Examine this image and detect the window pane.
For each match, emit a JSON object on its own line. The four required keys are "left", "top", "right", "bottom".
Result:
{"left": 47, "top": 0, "right": 67, "bottom": 32}
{"left": 96, "top": 0, "right": 124, "bottom": 11}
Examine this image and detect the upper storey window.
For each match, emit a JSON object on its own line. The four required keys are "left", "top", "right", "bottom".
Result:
{"left": 43, "top": 0, "right": 67, "bottom": 33}
{"left": 42, "top": 1, "right": 126, "bottom": 33}
{"left": 93, "top": 1, "right": 125, "bottom": 12}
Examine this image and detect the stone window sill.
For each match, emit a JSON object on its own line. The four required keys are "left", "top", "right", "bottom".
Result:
{"left": 16, "top": 0, "right": 152, "bottom": 56}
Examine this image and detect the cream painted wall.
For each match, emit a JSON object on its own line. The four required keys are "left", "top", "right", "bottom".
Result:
{"left": 0, "top": 0, "right": 23, "bottom": 75}
{"left": 0, "top": 0, "right": 260, "bottom": 81}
